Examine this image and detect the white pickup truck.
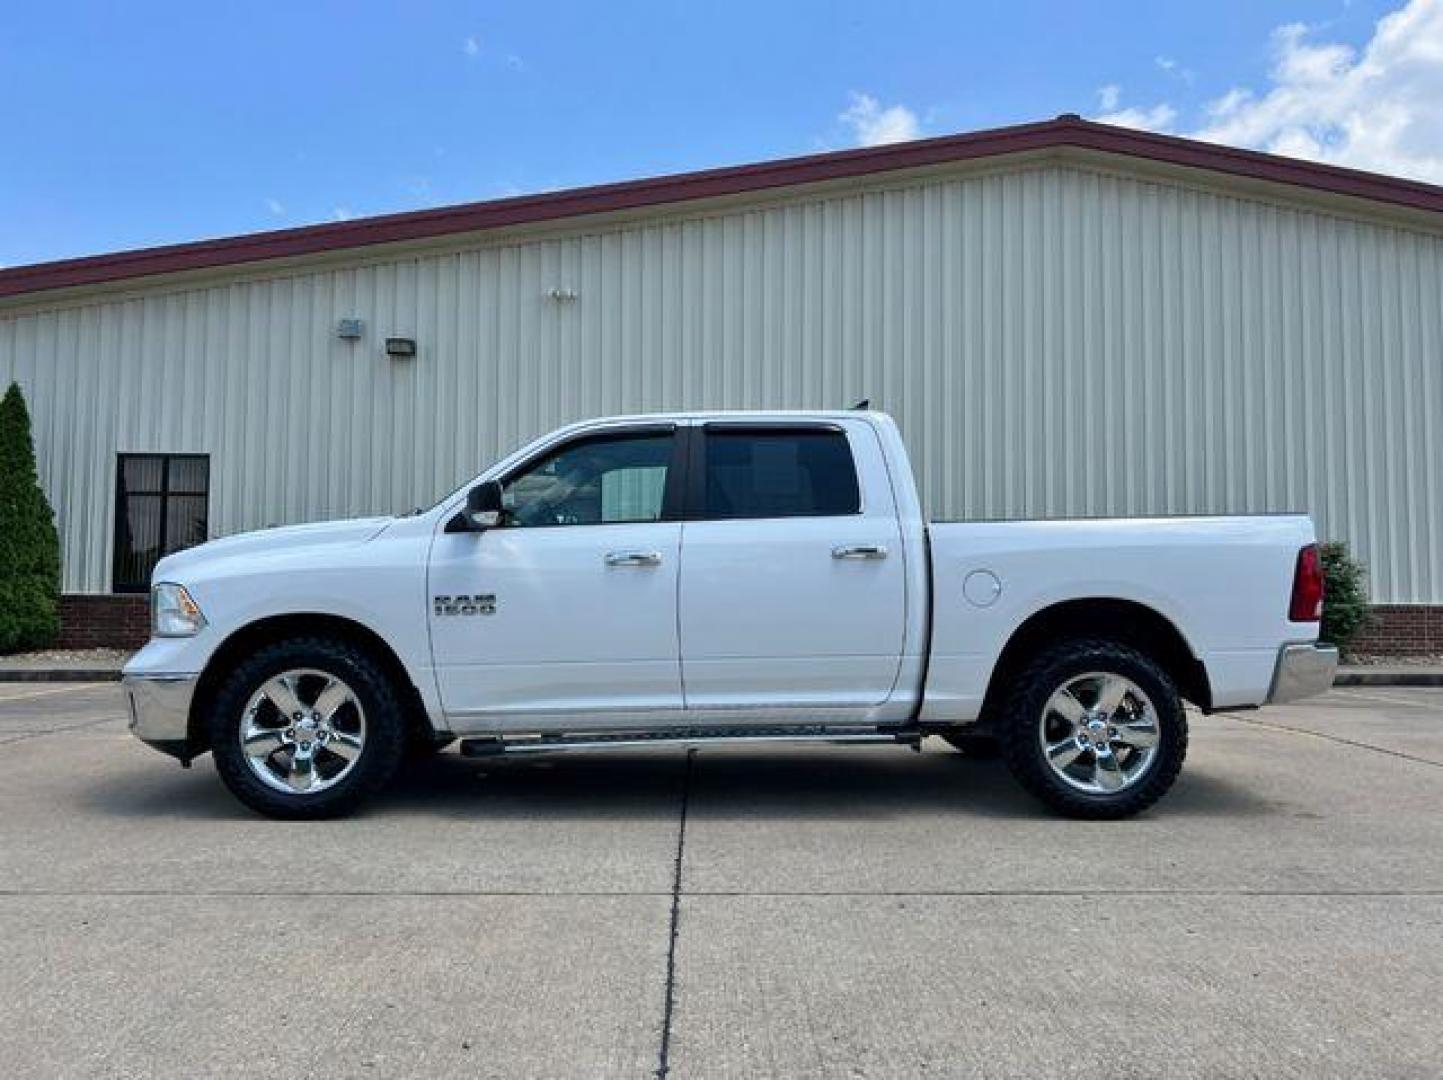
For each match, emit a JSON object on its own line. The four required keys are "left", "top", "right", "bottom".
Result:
{"left": 123, "top": 410, "right": 1337, "bottom": 820}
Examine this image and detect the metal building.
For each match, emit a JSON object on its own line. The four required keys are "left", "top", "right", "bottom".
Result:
{"left": 1, "top": 116, "right": 1440, "bottom": 649}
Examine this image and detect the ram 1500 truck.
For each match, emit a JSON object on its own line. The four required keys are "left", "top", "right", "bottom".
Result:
{"left": 122, "top": 411, "right": 1337, "bottom": 819}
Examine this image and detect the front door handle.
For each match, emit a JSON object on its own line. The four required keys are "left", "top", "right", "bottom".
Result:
{"left": 832, "top": 544, "right": 888, "bottom": 560}
{"left": 605, "top": 549, "right": 662, "bottom": 567}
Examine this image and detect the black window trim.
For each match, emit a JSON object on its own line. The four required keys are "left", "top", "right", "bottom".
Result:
{"left": 684, "top": 422, "right": 864, "bottom": 522}
{"left": 112, "top": 452, "right": 211, "bottom": 594}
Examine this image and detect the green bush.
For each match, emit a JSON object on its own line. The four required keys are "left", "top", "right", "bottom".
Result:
{"left": 0, "top": 382, "right": 61, "bottom": 653}
{"left": 1319, "top": 540, "right": 1369, "bottom": 657}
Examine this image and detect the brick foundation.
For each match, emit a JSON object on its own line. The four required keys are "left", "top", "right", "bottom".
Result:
{"left": 57, "top": 594, "right": 150, "bottom": 650}
{"left": 1349, "top": 605, "right": 1443, "bottom": 656}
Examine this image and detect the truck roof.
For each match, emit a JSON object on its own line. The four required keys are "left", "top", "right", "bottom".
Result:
{"left": 562, "top": 409, "right": 890, "bottom": 425}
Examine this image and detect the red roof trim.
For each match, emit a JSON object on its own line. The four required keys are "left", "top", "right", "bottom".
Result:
{"left": 6, "top": 116, "right": 1443, "bottom": 301}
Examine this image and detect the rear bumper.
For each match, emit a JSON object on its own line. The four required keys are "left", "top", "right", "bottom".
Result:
{"left": 1267, "top": 643, "right": 1339, "bottom": 705}
{"left": 122, "top": 674, "right": 199, "bottom": 762}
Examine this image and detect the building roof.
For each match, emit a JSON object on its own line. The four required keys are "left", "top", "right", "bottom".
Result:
{"left": 6, "top": 114, "right": 1443, "bottom": 302}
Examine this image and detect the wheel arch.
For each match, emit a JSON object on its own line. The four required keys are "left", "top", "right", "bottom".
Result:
{"left": 979, "top": 597, "right": 1212, "bottom": 722}
{"left": 187, "top": 613, "right": 437, "bottom": 756}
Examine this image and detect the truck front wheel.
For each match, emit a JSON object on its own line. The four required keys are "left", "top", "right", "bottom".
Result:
{"left": 998, "top": 639, "right": 1188, "bottom": 819}
{"left": 207, "top": 637, "right": 406, "bottom": 819}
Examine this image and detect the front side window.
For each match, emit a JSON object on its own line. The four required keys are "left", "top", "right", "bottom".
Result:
{"left": 113, "top": 454, "right": 210, "bottom": 592}
{"left": 503, "top": 432, "right": 673, "bottom": 527}
{"left": 703, "top": 428, "right": 860, "bottom": 519}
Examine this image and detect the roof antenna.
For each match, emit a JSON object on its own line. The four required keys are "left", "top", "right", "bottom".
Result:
{"left": 851, "top": 398, "right": 870, "bottom": 410}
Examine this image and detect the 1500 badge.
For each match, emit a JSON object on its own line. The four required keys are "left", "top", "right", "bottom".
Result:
{"left": 434, "top": 594, "right": 497, "bottom": 616}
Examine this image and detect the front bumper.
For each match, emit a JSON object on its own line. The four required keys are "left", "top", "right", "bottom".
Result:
{"left": 122, "top": 674, "right": 200, "bottom": 762}
{"left": 1267, "top": 643, "right": 1339, "bottom": 705}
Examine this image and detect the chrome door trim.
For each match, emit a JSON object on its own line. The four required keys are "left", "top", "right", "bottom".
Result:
{"left": 605, "top": 549, "right": 663, "bottom": 566}
{"left": 832, "top": 544, "right": 888, "bottom": 560}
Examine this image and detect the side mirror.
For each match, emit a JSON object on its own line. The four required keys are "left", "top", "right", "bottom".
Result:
{"left": 463, "top": 480, "right": 505, "bottom": 530}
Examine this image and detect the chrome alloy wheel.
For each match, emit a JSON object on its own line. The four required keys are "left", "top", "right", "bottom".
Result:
{"left": 239, "top": 669, "right": 367, "bottom": 795}
{"left": 1037, "top": 671, "right": 1161, "bottom": 795}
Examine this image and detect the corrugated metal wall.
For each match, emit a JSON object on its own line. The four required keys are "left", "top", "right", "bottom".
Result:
{"left": 2, "top": 163, "right": 1441, "bottom": 601}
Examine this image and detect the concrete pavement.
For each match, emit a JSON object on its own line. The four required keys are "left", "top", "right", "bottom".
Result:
{"left": 0, "top": 682, "right": 1439, "bottom": 1078}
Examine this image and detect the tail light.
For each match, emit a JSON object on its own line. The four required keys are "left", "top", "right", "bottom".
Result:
{"left": 1289, "top": 544, "right": 1325, "bottom": 622}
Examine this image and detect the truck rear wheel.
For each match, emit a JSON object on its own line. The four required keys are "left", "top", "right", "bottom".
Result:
{"left": 208, "top": 637, "right": 406, "bottom": 819}
{"left": 997, "top": 639, "right": 1187, "bottom": 819}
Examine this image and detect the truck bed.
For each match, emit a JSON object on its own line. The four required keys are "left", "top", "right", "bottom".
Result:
{"left": 921, "top": 514, "right": 1318, "bottom": 720}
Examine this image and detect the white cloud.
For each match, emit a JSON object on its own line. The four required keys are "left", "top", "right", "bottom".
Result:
{"left": 1194, "top": 1, "right": 1443, "bottom": 182}
{"left": 1095, "top": 101, "right": 1178, "bottom": 131}
{"left": 264, "top": 197, "right": 285, "bottom": 216}
{"left": 1155, "top": 55, "right": 1195, "bottom": 83}
{"left": 840, "top": 92, "right": 922, "bottom": 147}
{"left": 332, "top": 207, "right": 354, "bottom": 222}
{"left": 1097, "top": 84, "right": 1121, "bottom": 111}
{"left": 1092, "top": 0, "right": 1443, "bottom": 184}
{"left": 462, "top": 34, "right": 524, "bottom": 70}
{"left": 1205, "top": 87, "right": 1253, "bottom": 120}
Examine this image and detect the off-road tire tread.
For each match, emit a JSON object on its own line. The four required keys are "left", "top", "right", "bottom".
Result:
{"left": 998, "top": 639, "right": 1188, "bottom": 820}
{"left": 208, "top": 636, "right": 406, "bottom": 820}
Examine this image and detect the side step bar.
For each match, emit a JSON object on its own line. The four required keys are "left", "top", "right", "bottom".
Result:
{"left": 460, "top": 725, "right": 916, "bottom": 757}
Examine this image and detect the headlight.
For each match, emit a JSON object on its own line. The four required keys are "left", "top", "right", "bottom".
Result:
{"left": 152, "top": 583, "right": 207, "bottom": 637}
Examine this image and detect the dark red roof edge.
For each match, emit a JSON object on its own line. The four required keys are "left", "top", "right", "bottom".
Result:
{"left": 6, "top": 115, "right": 1443, "bottom": 301}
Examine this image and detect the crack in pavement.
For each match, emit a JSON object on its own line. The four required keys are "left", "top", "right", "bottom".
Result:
{"left": 1331, "top": 688, "right": 1443, "bottom": 713}
{"left": 0, "top": 716, "right": 127, "bottom": 746}
{"left": 0, "top": 683, "right": 113, "bottom": 703}
{"left": 654, "top": 747, "right": 694, "bottom": 1080}
{"left": 1222, "top": 713, "right": 1443, "bottom": 768}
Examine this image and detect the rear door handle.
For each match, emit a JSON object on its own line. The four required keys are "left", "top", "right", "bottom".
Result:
{"left": 832, "top": 544, "right": 888, "bottom": 560}
{"left": 605, "top": 549, "right": 662, "bottom": 567}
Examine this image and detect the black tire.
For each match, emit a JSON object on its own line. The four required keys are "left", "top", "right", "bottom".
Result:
{"left": 208, "top": 637, "right": 406, "bottom": 820}
{"left": 939, "top": 729, "right": 1000, "bottom": 758}
{"left": 997, "top": 639, "right": 1187, "bottom": 819}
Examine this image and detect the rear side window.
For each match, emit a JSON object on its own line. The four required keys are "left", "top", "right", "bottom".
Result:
{"left": 702, "top": 428, "right": 860, "bottom": 519}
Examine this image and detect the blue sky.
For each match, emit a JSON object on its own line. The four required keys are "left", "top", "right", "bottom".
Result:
{"left": 0, "top": 0, "right": 1422, "bottom": 267}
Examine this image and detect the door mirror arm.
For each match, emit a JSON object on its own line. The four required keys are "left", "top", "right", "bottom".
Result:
{"left": 447, "top": 480, "right": 505, "bottom": 533}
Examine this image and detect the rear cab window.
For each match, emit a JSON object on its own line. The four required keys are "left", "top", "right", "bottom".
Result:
{"left": 698, "top": 427, "right": 861, "bottom": 520}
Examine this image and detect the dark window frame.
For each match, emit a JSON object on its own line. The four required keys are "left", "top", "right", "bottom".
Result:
{"left": 685, "top": 423, "right": 863, "bottom": 522}
{"left": 112, "top": 453, "right": 211, "bottom": 593}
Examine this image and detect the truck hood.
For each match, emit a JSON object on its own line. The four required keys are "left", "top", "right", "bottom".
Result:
{"left": 153, "top": 516, "right": 395, "bottom": 584}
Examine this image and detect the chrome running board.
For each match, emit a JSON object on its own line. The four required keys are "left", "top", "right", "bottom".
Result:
{"left": 460, "top": 725, "right": 912, "bottom": 757}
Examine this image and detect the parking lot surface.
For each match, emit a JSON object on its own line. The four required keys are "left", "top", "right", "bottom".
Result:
{"left": 0, "top": 683, "right": 1439, "bottom": 1078}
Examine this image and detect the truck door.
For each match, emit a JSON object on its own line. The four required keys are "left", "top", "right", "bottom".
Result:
{"left": 429, "top": 426, "right": 685, "bottom": 724}
{"left": 677, "top": 421, "right": 907, "bottom": 712}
